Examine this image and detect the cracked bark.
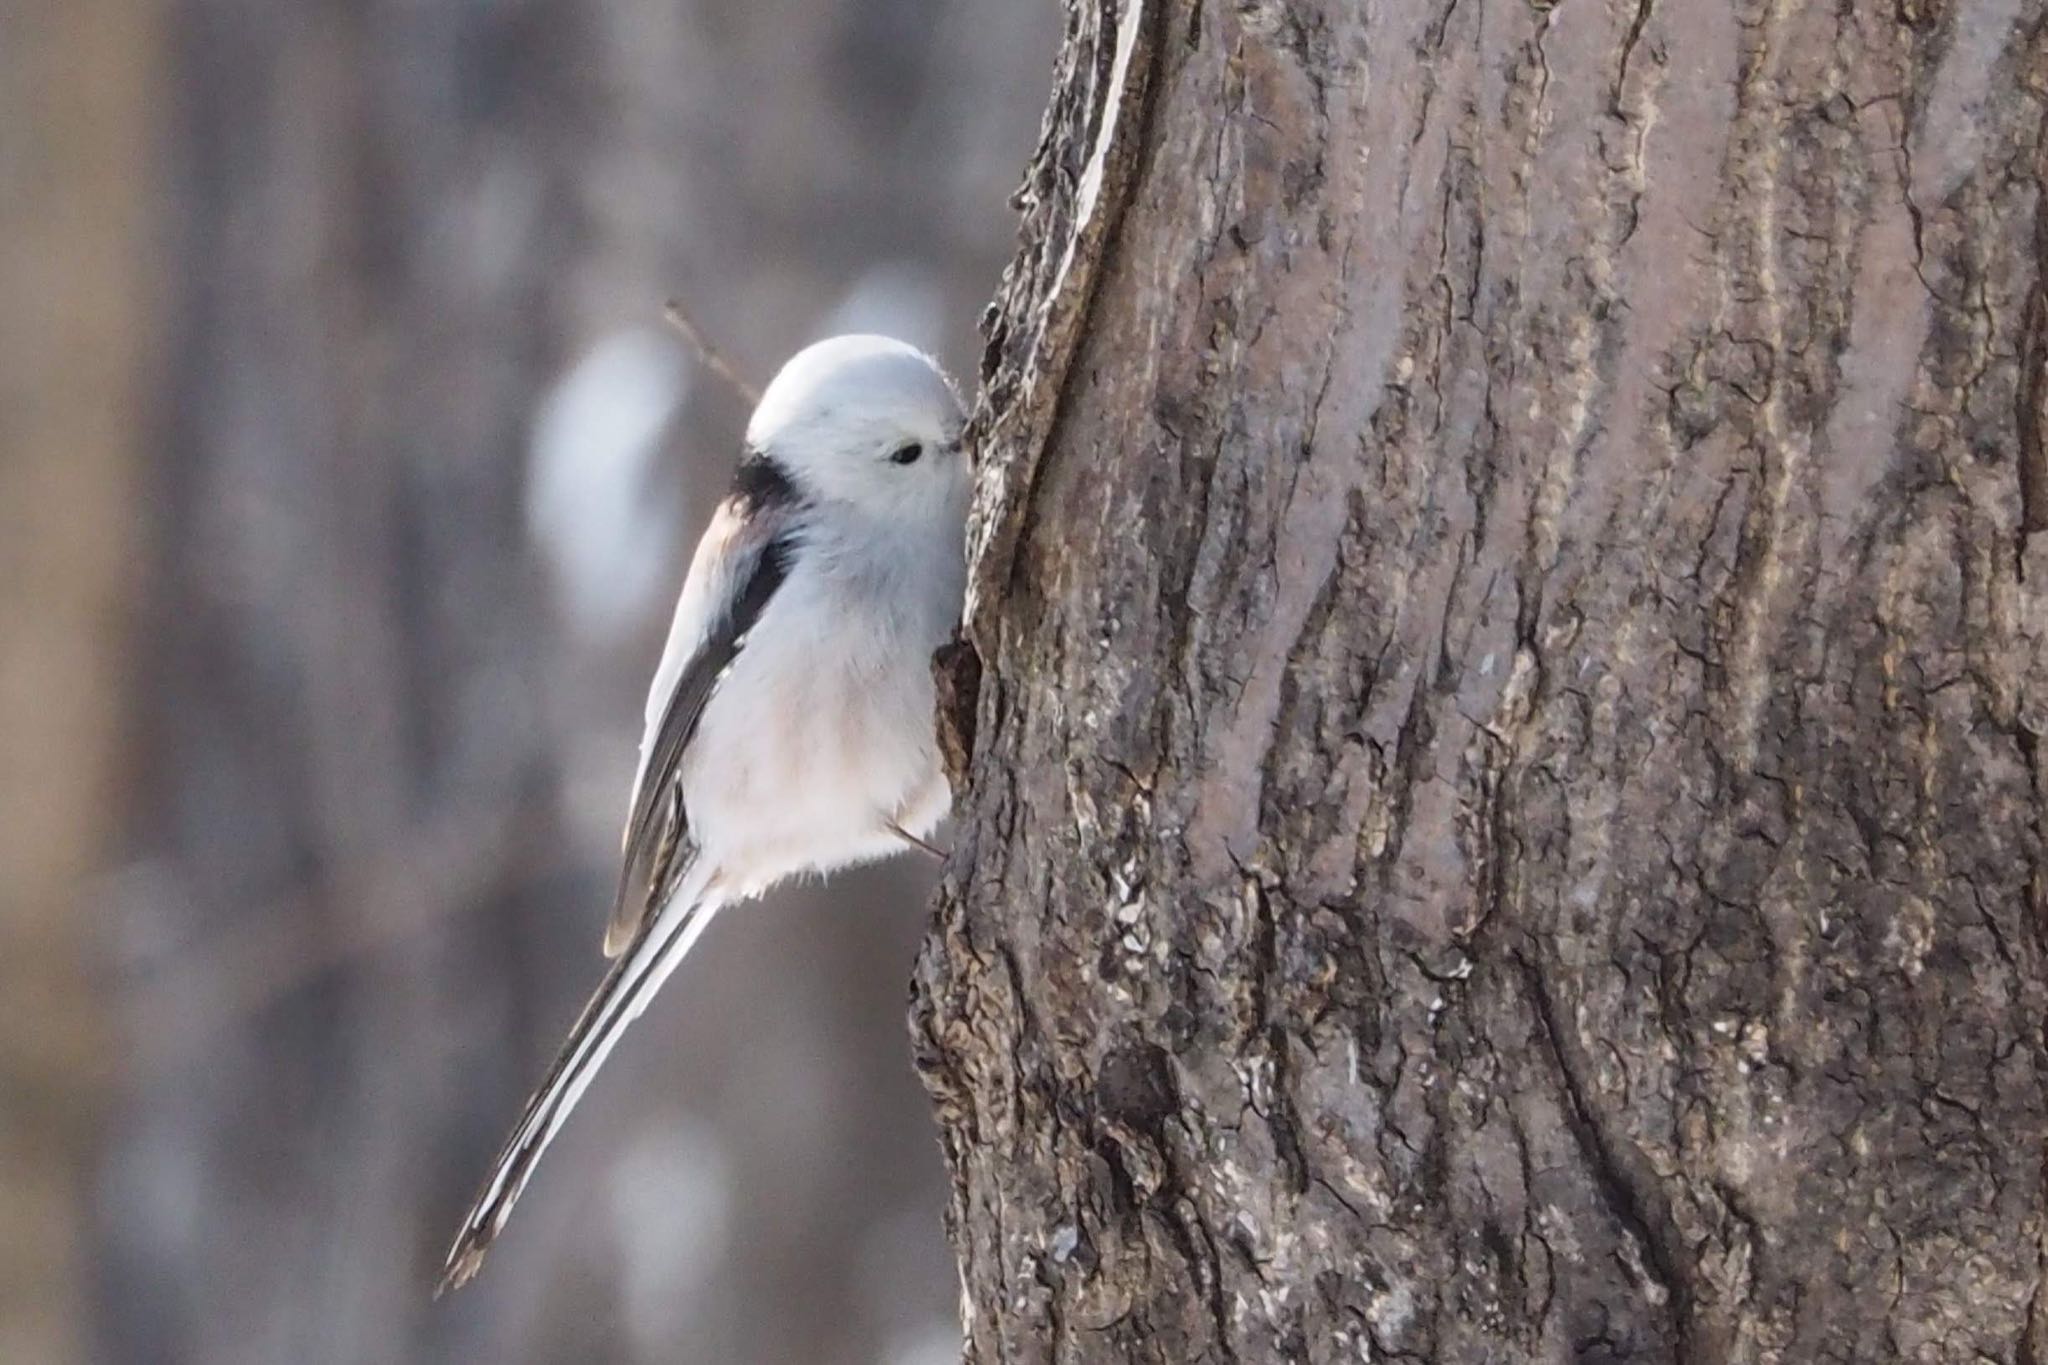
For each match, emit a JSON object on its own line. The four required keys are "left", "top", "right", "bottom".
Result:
{"left": 913, "top": 0, "right": 2048, "bottom": 1361}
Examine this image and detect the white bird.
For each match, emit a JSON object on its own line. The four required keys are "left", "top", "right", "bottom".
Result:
{"left": 440, "top": 334, "right": 970, "bottom": 1293}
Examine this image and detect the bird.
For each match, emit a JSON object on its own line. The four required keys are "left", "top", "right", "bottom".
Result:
{"left": 438, "top": 334, "right": 970, "bottom": 1294}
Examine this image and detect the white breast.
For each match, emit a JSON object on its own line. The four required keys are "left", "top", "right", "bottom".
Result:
{"left": 677, "top": 511, "right": 963, "bottom": 895}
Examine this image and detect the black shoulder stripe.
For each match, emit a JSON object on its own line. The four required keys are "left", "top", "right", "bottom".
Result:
{"left": 725, "top": 528, "right": 794, "bottom": 638}
{"left": 731, "top": 449, "right": 798, "bottom": 516}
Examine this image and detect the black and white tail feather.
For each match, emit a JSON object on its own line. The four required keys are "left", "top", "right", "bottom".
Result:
{"left": 437, "top": 868, "right": 719, "bottom": 1294}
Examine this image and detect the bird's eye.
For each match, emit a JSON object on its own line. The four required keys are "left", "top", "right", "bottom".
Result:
{"left": 887, "top": 442, "right": 924, "bottom": 466}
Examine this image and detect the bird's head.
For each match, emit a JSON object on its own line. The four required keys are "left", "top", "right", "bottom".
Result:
{"left": 745, "top": 334, "right": 968, "bottom": 524}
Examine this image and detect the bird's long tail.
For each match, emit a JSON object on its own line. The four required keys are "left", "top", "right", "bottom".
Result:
{"left": 437, "top": 886, "right": 722, "bottom": 1295}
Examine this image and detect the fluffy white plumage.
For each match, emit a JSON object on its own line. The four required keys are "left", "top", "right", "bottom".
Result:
{"left": 441, "top": 334, "right": 968, "bottom": 1292}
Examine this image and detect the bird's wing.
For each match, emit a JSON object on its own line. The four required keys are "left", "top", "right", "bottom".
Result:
{"left": 606, "top": 462, "right": 800, "bottom": 956}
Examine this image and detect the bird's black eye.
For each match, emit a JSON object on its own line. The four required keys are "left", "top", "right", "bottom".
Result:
{"left": 887, "top": 442, "right": 924, "bottom": 466}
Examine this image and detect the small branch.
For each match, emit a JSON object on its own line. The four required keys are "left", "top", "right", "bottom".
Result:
{"left": 663, "top": 298, "right": 762, "bottom": 408}
{"left": 886, "top": 819, "right": 949, "bottom": 862}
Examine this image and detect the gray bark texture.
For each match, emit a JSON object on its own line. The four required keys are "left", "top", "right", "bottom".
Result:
{"left": 911, "top": 1, "right": 2048, "bottom": 1361}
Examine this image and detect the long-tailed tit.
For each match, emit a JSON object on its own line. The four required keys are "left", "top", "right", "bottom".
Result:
{"left": 439, "top": 334, "right": 969, "bottom": 1292}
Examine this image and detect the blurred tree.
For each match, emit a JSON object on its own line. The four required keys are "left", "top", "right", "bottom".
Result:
{"left": 916, "top": 1, "right": 2048, "bottom": 1360}
{"left": 72, "top": 1, "right": 1052, "bottom": 1363}
{"left": 0, "top": 2, "right": 154, "bottom": 1362}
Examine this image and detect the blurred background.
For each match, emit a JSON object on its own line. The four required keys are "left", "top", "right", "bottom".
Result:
{"left": 0, "top": 0, "right": 1056, "bottom": 1360}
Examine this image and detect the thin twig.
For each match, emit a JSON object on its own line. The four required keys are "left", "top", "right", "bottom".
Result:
{"left": 126, "top": 800, "right": 548, "bottom": 1070}
{"left": 886, "top": 819, "right": 950, "bottom": 862}
{"left": 663, "top": 298, "right": 762, "bottom": 408}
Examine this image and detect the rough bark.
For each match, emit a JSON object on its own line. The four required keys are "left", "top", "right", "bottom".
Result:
{"left": 913, "top": 1, "right": 2048, "bottom": 1361}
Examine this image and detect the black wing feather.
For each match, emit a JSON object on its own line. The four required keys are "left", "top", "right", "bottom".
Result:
{"left": 606, "top": 459, "right": 798, "bottom": 952}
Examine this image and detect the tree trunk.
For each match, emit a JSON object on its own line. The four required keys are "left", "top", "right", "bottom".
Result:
{"left": 912, "top": 1, "right": 2048, "bottom": 1360}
